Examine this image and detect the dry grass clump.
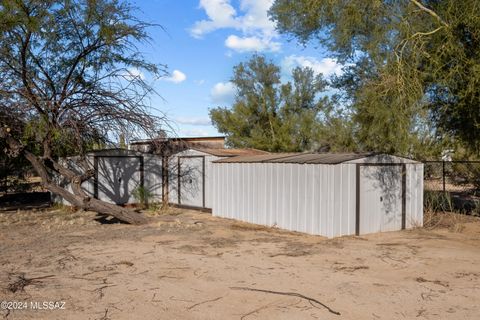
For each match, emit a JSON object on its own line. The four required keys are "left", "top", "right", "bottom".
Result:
{"left": 230, "top": 221, "right": 273, "bottom": 232}
{"left": 422, "top": 190, "right": 477, "bottom": 232}
{"left": 145, "top": 204, "right": 184, "bottom": 217}
{"left": 423, "top": 211, "right": 473, "bottom": 232}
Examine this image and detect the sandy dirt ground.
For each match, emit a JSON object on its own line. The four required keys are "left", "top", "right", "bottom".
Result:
{"left": 0, "top": 208, "right": 479, "bottom": 320}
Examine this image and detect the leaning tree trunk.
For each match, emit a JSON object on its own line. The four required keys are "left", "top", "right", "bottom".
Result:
{"left": 3, "top": 133, "right": 148, "bottom": 224}
{"left": 28, "top": 153, "right": 149, "bottom": 225}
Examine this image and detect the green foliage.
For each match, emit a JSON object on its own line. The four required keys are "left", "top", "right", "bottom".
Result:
{"left": 0, "top": 0, "right": 165, "bottom": 159}
{"left": 210, "top": 54, "right": 351, "bottom": 152}
{"left": 270, "top": 0, "right": 480, "bottom": 157}
{"left": 0, "top": 138, "right": 33, "bottom": 192}
{"left": 450, "top": 163, "right": 480, "bottom": 191}
{"left": 132, "top": 186, "right": 153, "bottom": 206}
{"left": 317, "top": 113, "right": 357, "bottom": 152}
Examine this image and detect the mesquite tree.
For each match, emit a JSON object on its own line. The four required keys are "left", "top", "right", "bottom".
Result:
{"left": 209, "top": 55, "right": 339, "bottom": 152}
{"left": 0, "top": 0, "right": 167, "bottom": 224}
{"left": 270, "top": 0, "right": 480, "bottom": 157}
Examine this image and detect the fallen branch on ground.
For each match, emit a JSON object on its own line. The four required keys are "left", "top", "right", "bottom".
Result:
{"left": 97, "top": 308, "right": 110, "bottom": 320}
{"left": 187, "top": 296, "right": 222, "bottom": 310}
{"left": 7, "top": 274, "right": 55, "bottom": 293}
{"left": 240, "top": 304, "right": 272, "bottom": 320}
{"left": 92, "top": 285, "right": 117, "bottom": 299}
{"left": 230, "top": 287, "right": 340, "bottom": 316}
{"left": 416, "top": 277, "right": 449, "bottom": 287}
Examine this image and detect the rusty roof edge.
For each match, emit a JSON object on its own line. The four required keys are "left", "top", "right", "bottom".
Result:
{"left": 343, "top": 153, "right": 421, "bottom": 164}
{"left": 190, "top": 146, "right": 269, "bottom": 157}
{"left": 270, "top": 152, "right": 375, "bottom": 164}
{"left": 257, "top": 153, "right": 306, "bottom": 163}
{"left": 212, "top": 152, "right": 380, "bottom": 164}
{"left": 212, "top": 152, "right": 307, "bottom": 163}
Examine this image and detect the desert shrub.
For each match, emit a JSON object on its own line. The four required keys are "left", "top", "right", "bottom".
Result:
{"left": 451, "top": 162, "right": 480, "bottom": 191}
{"left": 132, "top": 186, "right": 153, "bottom": 206}
{"left": 424, "top": 190, "right": 453, "bottom": 213}
{"left": 423, "top": 210, "right": 477, "bottom": 232}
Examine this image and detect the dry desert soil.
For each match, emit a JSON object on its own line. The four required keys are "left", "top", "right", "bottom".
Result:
{"left": 0, "top": 208, "right": 479, "bottom": 320}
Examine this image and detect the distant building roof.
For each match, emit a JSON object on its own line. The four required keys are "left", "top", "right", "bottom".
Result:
{"left": 130, "top": 136, "right": 225, "bottom": 144}
{"left": 86, "top": 148, "right": 148, "bottom": 156}
{"left": 129, "top": 136, "right": 226, "bottom": 153}
{"left": 192, "top": 147, "right": 269, "bottom": 157}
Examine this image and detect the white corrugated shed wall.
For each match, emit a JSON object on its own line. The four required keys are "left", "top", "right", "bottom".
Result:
{"left": 143, "top": 153, "right": 163, "bottom": 203}
{"left": 212, "top": 162, "right": 357, "bottom": 238}
{"left": 204, "top": 153, "right": 219, "bottom": 208}
{"left": 406, "top": 163, "right": 424, "bottom": 227}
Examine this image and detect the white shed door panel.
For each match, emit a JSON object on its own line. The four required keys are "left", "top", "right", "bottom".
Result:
{"left": 360, "top": 165, "right": 402, "bottom": 235}
{"left": 97, "top": 157, "right": 141, "bottom": 205}
{"left": 179, "top": 157, "right": 204, "bottom": 207}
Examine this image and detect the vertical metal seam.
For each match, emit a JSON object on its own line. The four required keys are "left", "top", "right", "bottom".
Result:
{"left": 402, "top": 163, "right": 406, "bottom": 230}
{"left": 161, "top": 156, "right": 167, "bottom": 204}
{"left": 177, "top": 156, "right": 181, "bottom": 205}
{"left": 202, "top": 156, "right": 206, "bottom": 208}
{"left": 139, "top": 156, "right": 144, "bottom": 189}
{"left": 355, "top": 163, "right": 360, "bottom": 236}
{"left": 139, "top": 156, "right": 145, "bottom": 205}
{"left": 93, "top": 156, "right": 98, "bottom": 199}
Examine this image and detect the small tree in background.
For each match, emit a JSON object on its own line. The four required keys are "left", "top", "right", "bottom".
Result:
{"left": 210, "top": 54, "right": 353, "bottom": 152}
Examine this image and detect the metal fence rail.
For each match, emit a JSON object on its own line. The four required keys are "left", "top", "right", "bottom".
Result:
{"left": 424, "top": 161, "right": 480, "bottom": 214}
{"left": 424, "top": 161, "right": 480, "bottom": 193}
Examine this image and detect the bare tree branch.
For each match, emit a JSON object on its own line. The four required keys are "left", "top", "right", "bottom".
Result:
{"left": 410, "top": 0, "right": 449, "bottom": 27}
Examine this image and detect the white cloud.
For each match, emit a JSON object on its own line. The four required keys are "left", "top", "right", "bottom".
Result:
{"left": 194, "top": 79, "right": 206, "bottom": 85}
{"left": 190, "top": 0, "right": 279, "bottom": 53}
{"left": 282, "top": 55, "right": 344, "bottom": 78}
{"left": 175, "top": 116, "right": 211, "bottom": 126}
{"left": 190, "top": 0, "right": 238, "bottom": 38}
{"left": 237, "top": 0, "right": 276, "bottom": 36}
{"left": 225, "top": 35, "right": 280, "bottom": 52}
{"left": 162, "top": 70, "right": 187, "bottom": 83}
{"left": 210, "top": 81, "right": 236, "bottom": 104}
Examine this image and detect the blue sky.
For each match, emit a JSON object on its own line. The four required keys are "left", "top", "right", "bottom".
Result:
{"left": 130, "top": 0, "right": 342, "bottom": 137}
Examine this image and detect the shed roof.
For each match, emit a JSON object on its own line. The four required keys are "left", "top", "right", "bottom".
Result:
{"left": 191, "top": 147, "right": 269, "bottom": 157}
{"left": 213, "top": 152, "right": 376, "bottom": 164}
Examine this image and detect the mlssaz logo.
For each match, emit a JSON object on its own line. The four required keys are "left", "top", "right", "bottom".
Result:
{"left": 30, "top": 301, "right": 66, "bottom": 310}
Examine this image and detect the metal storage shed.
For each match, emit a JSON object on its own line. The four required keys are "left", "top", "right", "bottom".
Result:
{"left": 166, "top": 147, "right": 268, "bottom": 210}
{"left": 212, "top": 153, "right": 423, "bottom": 238}
{"left": 55, "top": 149, "right": 163, "bottom": 205}
{"left": 56, "top": 146, "right": 267, "bottom": 209}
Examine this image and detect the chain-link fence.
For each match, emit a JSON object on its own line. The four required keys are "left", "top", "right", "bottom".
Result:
{"left": 424, "top": 161, "right": 480, "bottom": 214}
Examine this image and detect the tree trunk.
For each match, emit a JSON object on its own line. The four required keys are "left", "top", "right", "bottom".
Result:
{"left": 31, "top": 155, "right": 149, "bottom": 225}
{"left": 3, "top": 133, "right": 149, "bottom": 224}
{"left": 45, "top": 176, "right": 149, "bottom": 224}
{"left": 82, "top": 197, "right": 149, "bottom": 225}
